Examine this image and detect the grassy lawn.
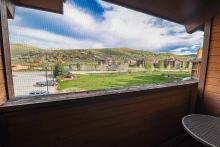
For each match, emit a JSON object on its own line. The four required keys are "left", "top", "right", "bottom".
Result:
{"left": 57, "top": 71, "right": 190, "bottom": 92}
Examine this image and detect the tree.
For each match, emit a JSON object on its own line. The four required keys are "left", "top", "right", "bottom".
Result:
{"left": 158, "top": 60, "right": 164, "bottom": 70}
{"left": 145, "top": 62, "right": 152, "bottom": 71}
{"left": 53, "top": 62, "right": 65, "bottom": 78}
{"left": 76, "top": 63, "right": 81, "bottom": 71}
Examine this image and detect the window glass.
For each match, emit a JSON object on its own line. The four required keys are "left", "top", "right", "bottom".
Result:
{"left": 8, "top": 0, "right": 204, "bottom": 98}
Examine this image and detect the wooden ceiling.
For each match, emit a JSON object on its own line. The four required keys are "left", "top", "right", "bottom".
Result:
{"left": 103, "top": 0, "right": 220, "bottom": 33}
{"left": 13, "top": 0, "right": 64, "bottom": 14}
{"left": 7, "top": 0, "right": 220, "bottom": 33}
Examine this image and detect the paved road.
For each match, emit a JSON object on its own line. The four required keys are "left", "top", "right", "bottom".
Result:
{"left": 13, "top": 71, "right": 56, "bottom": 97}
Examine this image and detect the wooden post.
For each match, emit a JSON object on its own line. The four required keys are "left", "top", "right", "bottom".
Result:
{"left": 198, "top": 20, "right": 212, "bottom": 98}
{"left": 0, "top": 0, "right": 14, "bottom": 104}
{"left": 197, "top": 20, "right": 212, "bottom": 112}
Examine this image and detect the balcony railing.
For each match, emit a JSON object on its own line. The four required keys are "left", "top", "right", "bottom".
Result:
{"left": 0, "top": 80, "right": 198, "bottom": 147}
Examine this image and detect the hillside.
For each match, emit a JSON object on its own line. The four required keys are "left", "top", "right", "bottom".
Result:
{"left": 10, "top": 44, "right": 194, "bottom": 65}
{"left": 10, "top": 44, "right": 42, "bottom": 57}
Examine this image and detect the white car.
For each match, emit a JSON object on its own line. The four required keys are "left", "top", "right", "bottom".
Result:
{"left": 36, "top": 80, "right": 57, "bottom": 87}
{"left": 29, "top": 90, "right": 48, "bottom": 96}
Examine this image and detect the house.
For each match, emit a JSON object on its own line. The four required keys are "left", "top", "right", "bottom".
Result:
{"left": 164, "top": 58, "right": 191, "bottom": 69}
{"left": 136, "top": 58, "right": 147, "bottom": 68}
{"left": 11, "top": 64, "right": 29, "bottom": 71}
{"left": 1, "top": 0, "right": 220, "bottom": 147}
{"left": 174, "top": 59, "right": 185, "bottom": 69}
{"left": 164, "top": 58, "right": 176, "bottom": 69}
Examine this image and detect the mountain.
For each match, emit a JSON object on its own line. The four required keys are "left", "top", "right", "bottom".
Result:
{"left": 10, "top": 44, "right": 194, "bottom": 65}
{"left": 10, "top": 44, "right": 42, "bottom": 57}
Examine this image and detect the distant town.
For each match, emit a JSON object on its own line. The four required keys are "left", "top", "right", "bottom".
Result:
{"left": 10, "top": 43, "right": 198, "bottom": 97}
{"left": 11, "top": 44, "right": 195, "bottom": 72}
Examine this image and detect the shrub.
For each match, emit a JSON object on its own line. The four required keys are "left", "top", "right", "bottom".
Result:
{"left": 53, "top": 62, "right": 65, "bottom": 78}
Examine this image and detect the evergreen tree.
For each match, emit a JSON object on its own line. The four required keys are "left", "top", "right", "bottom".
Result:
{"left": 53, "top": 62, "right": 65, "bottom": 78}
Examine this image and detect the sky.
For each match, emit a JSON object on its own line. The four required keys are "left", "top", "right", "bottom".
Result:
{"left": 8, "top": 0, "right": 204, "bottom": 55}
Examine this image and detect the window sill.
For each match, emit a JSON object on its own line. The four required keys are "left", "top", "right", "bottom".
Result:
{"left": 0, "top": 80, "right": 198, "bottom": 112}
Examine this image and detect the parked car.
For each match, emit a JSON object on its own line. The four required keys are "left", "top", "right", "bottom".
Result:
{"left": 36, "top": 80, "right": 57, "bottom": 87}
{"left": 29, "top": 90, "right": 48, "bottom": 96}
{"left": 107, "top": 65, "right": 118, "bottom": 71}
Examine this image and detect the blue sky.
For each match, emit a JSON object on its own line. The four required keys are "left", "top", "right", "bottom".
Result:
{"left": 8, "top": 0, "right": 204, "bottom": 55}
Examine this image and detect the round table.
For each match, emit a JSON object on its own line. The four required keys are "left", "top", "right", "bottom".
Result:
{"left": 182, "top": 114, "right": 220, "bottom": 147}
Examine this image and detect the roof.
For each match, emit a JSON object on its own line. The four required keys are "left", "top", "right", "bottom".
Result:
{"left": 12, "top": 0, "right": 65, "bottom": 15}
{"left": 103, "top": 0, "right": 220, "bottom": 33}
{"left": 9, "top": 0, "right": 220, "bottom": 33}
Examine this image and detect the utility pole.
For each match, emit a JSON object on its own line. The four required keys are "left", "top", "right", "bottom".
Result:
{"left": 45, "top": 52, "right": 49, "bottom": 94}
{"left": 45, "top": 66, "right": 48, "bottom": 94}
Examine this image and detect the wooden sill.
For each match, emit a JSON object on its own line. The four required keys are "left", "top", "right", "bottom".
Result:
{"left": 0, "top": 80, "right": 198, "bottom": 112}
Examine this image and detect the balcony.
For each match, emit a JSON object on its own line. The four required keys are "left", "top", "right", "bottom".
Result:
{"left": 1, "top": 0, "right": 220, "bottom": 147}
{"left": 0, "top": 80, "right": 199, "bottom": 147}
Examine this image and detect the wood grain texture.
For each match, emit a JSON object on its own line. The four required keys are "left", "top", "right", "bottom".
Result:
{"left": 208, "top": 63, "right": 220, "bottom": 71}
{"left": 6, "top": 0, "right": 15, "bottom": 19}
{"left": 0, "top": 83, "right": 197, "bottom": 147}
{"left": 208, "top": 55, "right": 220, "bottom": 63}
{"left": 213, "top": 15, "right": 220, "bottom": 26}
{"left": 209, "top": 48, "right": 220, "bottom": 55}
{"left": 212, "top": 24, "right": 220, "bottom": 33}
{"left": 0, "top": 84, "right": 6, "bottom": 105}
{"left": 198, "top": 20, "right": 212, "bottom": 98}
{"left": 211, "top": 32, "right": 220, "bottom": 41}
{"left": 204, "top": 91, "right": 220, "bottom": 116}
{"left": 15, "top": 0, "right": 63, "bottom": 14}
{"left": 0, "top": 56, "right": 3, "bottom": 70}
{"left": 204, "top": 14, "right": 220, "bottom": 116}
{"left": 205, "top": 85, "right": 220, "bottom": 96}
{"left": 206, "top": 78, "right": 220, "bottom": 86}
{"left": 0, "top": 0, "right": 14, "bottom": 99}
{"left": 207, "top": 70, "right": 220, "bottom": 78}
{"left": 0, "top": 69, "right": 5, "bottom": 84}
{"left": 210, "top": 40, "right": 220, "bottom": 48}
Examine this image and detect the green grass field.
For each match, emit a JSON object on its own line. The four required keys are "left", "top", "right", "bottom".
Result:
{"left": 57, "top": 71, "right": 190, "bottom": 92}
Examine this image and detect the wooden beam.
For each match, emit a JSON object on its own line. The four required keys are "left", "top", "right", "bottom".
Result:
{"left": 6, "top": 0, "right": 15, "bottom": 19}
{"left": 103, "top": 0, "right": 183, "bottom": 25}
{"left": 184, "top": 1, "right": 220, "bottom": 33}
{"left": 15, "top": 0, "right": 64, "bottom": 14}
{"left": 184, "top": 19, "right": 204, "bottom": 34}
{"left": 0, "top": 0, "right": 15, "bottom": 100}
{"left": 198, "top": 20, "right": 212, "bottom": 98}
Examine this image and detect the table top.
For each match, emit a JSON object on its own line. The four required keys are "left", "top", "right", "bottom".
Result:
{"left": 182, "top": 114, "right": 220, "bottom": 147}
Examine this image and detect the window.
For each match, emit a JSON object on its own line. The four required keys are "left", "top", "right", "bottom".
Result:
{"left": 8, "top": 0, "right": 204, "bottom": 98}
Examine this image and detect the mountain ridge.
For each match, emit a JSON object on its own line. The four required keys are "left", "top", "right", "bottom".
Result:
{"left": 10, "top": 43, "right": 194, "bottom": 65}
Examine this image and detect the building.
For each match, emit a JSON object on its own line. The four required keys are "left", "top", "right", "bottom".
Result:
{"left": 11, "top": 64, "right": 29, "bottom": 71}
{"left": 164, "top": 58, "right": 176, "bottom": 69}
{"left": 191, "top": 48, "right": 203, "bottom": 79}
{"left": 1, "top": 0, "right": 220, "bottom": 147}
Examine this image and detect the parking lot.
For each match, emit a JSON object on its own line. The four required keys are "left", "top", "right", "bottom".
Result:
{"left": 13, "top": 71, "right": 56, "bottom": 97}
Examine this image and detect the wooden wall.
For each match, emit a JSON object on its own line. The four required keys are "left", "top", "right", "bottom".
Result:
{"left": 0, "top": 48, "right": 7, "bottom": 105}
{"left": 0, "top": 82, "right": 197, "bottom": 147}
{"left": 204, "top": 14, "right": 220, "bottom": 116}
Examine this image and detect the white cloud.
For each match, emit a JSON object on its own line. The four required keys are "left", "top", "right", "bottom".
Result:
{"left": 8, "top": 1, "right": 204, "bottom": 54}
{"left": 170, "top": 47, "right": 197, "bottom": 55}
{"left": 171, "top": 50, "right": 196, "bottom": 55}
{"left": 9, "top": 26, "right": 105, "bottom": 49}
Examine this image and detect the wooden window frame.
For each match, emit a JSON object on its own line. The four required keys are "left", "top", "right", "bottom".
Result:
{"left": 0, "top": 0, "right": 15, "bottom": 101}
{"left": 0, "top": 0, "right": 204, "bottom": 105}
{"left": 198, "top": 20, "right": 212, "bottom": 98}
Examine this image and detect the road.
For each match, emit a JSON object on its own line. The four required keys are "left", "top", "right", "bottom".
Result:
{"left": 13, "top": 71, "right": 56, "bottom": 97}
